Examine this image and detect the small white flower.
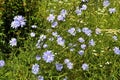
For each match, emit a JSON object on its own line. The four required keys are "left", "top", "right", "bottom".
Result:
{"left": 64, "top": 59, "right": 70, "bottom": 64}
{"left": 36, "top": 40, "right": 41, "bottom": 48}
{"left": 70, "top": 48, "right": 75, "bottom": 52}
{"left": 52, "top": 32, "right": 58, "bottom": 37}
{"left": 30, "top": 32, "right": 35, "bottom": 37}
{"left": 43, "top": 44, "right": 48, "bottom": 48}
{"left": 38, "top": 75, "right": 44, "bottom": 80}
{"left": 39, "top": 34, "right": 46, "bottom": 41}
{"left": 113, "top": 36, "right": 118, "bottom": 41}
{"left": 9, "top": 38, "right": 17, "bottom": 46}
{"left": 95, "top": 28, "right": 101, "bottom": 34}
{"left": 31, "top": 25, "right": 37, "bottom": 28}
{"left": 67, "top": 62, "right": 73, "bottom": 69}
{"left": 75, "top": 7, "right": 82, "bottom": 15}
{"left": 49, "top": 37, "right": 54, "bottom": 41}
{"left": 81, "top": 4, "right": 87, "bottom": 10}
{"left": 109, "top": 8, "right": 116, "bottom": 14}
{"left": 78, "top": 37, "right": 85, "bottom": 43}
{"left": 82, "top": 0, "right": 88, "bottom": 2}
{"left": 76, "top": 27, "right": 81, "bottom": 32}
{"left": 36, "top": 55, "right": 41, "bottom": 61}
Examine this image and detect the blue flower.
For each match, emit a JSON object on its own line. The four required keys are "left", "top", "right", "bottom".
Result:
{"left": 109, "top": 8, "right": 116, "bottom": 14}
{"left": 47, "top": 14, "right": 55, "bottom": 22}
{"left": 14, "top": 15, "right": 26, "bottom": 27}
{"left": 89, "top": 39, "right": 95, "bottom": 46}
{"left": 67, "top": 62, "right": 73, "bottom": 69}
{"left": 11, "top": 21, "right": 21, "bottom": 29}
{"left": 78, "top": 50, "right": 84, "bottom": 56}
{"left": 112, "top": 36, "right": 118, "bottom": 41}
{"left": 43, "top": 44, "right": 48, "bottom": 48}
{"left": 75, "top": 7, "right": 82, "bottom": 15}
{"left": 103, "top": 0, "right": 110, "bottom": 7}
{"left": 42, "top": 50, "right": 54, "bottom": 63}
{"left": 64, "top": 59, "right": 70, "bottom": 64}
{"left": 14, "top": 15, "right": 26, "bottom": 22}
{"left": 60, "top": 9, "right": 67, "bottom": 17}
{"left": 68, "top": 27, "right": 76, "bottom": 36}
{"left": 38, "top": 75, "right": 44, "bottom": 80}
{"left": 113, "top": 47, "right": 120, "bottom": 55}
{"left": 32, "top": 63, "right": 39, "bottom": 74}
{"left": 9, "top": 38, "right": 17, "bottom": 46}
{"left": 82, "top": 27, "right": 92, "bottom": 36}
{"left": 57, "top": 15, "right": 65, "bottom": 21}
{"left": 81, "top": 44, "right": 86, "bottom": 50}
{"left": 57, "top": 9, "right": 67, "bottom": 21}
{"left": 78, "top": 37, "right": 85, "bottom": 43}
{"left": 11, "top": 15, "right": 26, "bottom": 29}
{"left": 81, "top": 4, "right": 87, "bottom": 10}
{"left": 82, "top": 63, "right": 88, "bottom": 70}
{"left": 51, "top": 21, "right": 58, "bottom": 28}
{"left": 57, "top": 36, "right": 65, "bottom": 47}
{"left": 0, "top": 60, "right": 5, "bottom": 67}
{"left": 36, "top": 55, "right": 41, "bottom": 61}
{"left": 55, "top": 63, "right": 63, "bottom": 71}
{"left": 52, "top": 31, "right": 58, "bottom": 37}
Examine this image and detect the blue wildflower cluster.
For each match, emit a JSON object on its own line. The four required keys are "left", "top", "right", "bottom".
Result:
{"left": 11, "top": 15, "right": 26, "bottom": 29}
{"left": 3, "top": 0, "right": 119, "bottom": 79}
{"left": 102, "top": 0, "right": 116, "bottom": 14}
{"left": 64, "top": 59, "right": 73, "bottom": 69}
{"left": 75, "top": 3, "right": 87, "bottom": 15}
